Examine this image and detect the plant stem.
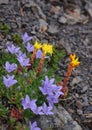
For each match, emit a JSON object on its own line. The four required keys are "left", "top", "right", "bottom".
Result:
{"left": 30, "top": 48, "right": 37, "bottom": 65}
{"left": 63, "top": 64, "right": 73, "bottom": 88}
{"left": 37, "top": 53, "right": 45, "bottom": 76}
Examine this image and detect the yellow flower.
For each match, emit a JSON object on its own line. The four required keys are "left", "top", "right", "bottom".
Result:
{"left": 69, "top": 54, "right": 76, "bottom": 61}
{"left": 42, "top": 44, "right": 53, "bottom": 55}
{"left": 34, "top": 41, "right": 42, "bottom": 50}
{"left": 70, "top": 54, "right": 80, "bottom": 67}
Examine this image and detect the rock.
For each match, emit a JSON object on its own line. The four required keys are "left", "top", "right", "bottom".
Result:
{"left": 24, "top": 1, "right": 46, "bottom": 19}
{"left": 58, "top": 16, "right": 67, "bottom": 24}
{"left": 85, "top": 2, "right": 92, "bottom": 17}
{"left": 0, "top": 0, "right": 9, "bottom": 4}
{"left": 62, "top": 8, "right": 88, "bottom": 25}
{"left": 89, "top": 66, "right": 92, "bottom": 74}
{"left": 81, "top": 85, "right": 88, "bottom": 93}
{"left": 48, "top": 24, "right": 59, "bottom": 34}
{"left": 82, "top": 95, "right": 89, "bottom": 107}
{"left": 36, "top": 105, "right": 82, "bottom": 130}
{"left": 77, "top": 109, "right": 83, "bottom": 115}
{"left": 39, "top": 19, "right": 48, "bottom": 31}
{"left": 71, "top": 76, "right": 82, "bottom": 86}
{"left": 75, "top": 100, "right": 83, "bottom": 109}
{"left": 59, "top": 38, "right": 72, "bottom": 54}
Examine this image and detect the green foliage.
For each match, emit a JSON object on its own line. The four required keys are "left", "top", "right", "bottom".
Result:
{"left": 0, "top": 104, "right": 9, "bottom": 118}
{"left": 12, "top": 34, "right": 22, "bottom": 44}
{"left": 0, "top": 22, "right": 10, "bottom": 34}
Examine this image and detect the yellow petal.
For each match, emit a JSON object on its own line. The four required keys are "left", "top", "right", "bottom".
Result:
{"left": 42, "top": 44, "right": 53, "bottom": 55}
{"left": 34, "top": 41, "right": 42, "bottom": 50}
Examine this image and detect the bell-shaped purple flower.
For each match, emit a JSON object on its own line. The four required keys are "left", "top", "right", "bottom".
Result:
{"left": 26, "top": 42, "right": 34, "bottom": 52}
{"left": 29, "top": 121, "right": 41, "bottom": 130}
{"left": 17, "top": 52, "right": 31, "bottom": 67}
{"left": 36, "top": 50, "right": 49, "bottom": 59}
{"left": 21, "top": 95, "right": 37, "bottom": 110}
{"left": 22, "top": 32, "right": 33, "bottom": 43}
{"left": 39, "top": 76, "right": 55, "bottom": 95}
{"left": 3, "top": 75, "right": 17, "bottom": 88}
{"left": 46, "top": 95, "right": 59, "bottom": 106}
{"left": 4, "top": 61, "right": 17, "bottom": 73}
{"left": 41, "top": 102, "right": 53, "bottom": 115}
{"left": 7, "top": 44, "right": 20, "bottom": 54}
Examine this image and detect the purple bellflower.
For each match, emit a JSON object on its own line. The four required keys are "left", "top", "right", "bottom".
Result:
{"left": 46, "top": 95, "right": 59, "bottom": 106}
{"left": 39, "top": 76, "right": 64, "bottom": 106}
{"left": 21, "top": 95, "right": 37, "bottom": 110}
{"left": 16, "top": 51, "right": 26, "bottom": 57}
{"left": 26, "top": 42, "right": 34, "bottom": 52}
{"left": 21, "top": 95, "right": 43, "bottom": 115}
{"left": 31, "top": 105, "right": 43, "bottom": 115}
{"left": 41, "top": 102, "right": 53, "bottom": 115}
{"left": 4, "top": 61, "right": 17, "bottom": 73}
{"left": 22, "top": 32, "right": 33, "bottom": 43}
{"left": 36, "top": 49, "right": 49, "bottom": 59}
{"left": 17, "top": 52, "right": 31, "bottom": 67}
{"left": 3, "top": 75, "right": 17, "bottom": 88}
{"left": 7, "top": 44, "right": 20, "bottom": 54}
{"left": 39, "top": 76, "right": 55, "bottom": 95}
{"left": 36, "top": 50, "right": 43, "bottom": 59}
{"left": 29, "top": 121, "right": 41, "bottom": 130}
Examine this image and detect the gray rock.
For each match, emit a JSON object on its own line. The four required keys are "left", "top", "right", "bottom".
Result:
{"left": 36, "top": 105, "right": 82, "bottom": 130}
{"left": 71, "top": 76, "right": 82, "bottom": 86}
{"left": 81, "top": 85, "right": 88, "bottom": 93}
{"left": 0, "top": 0, "right": 9, "bottom": 4}
{"left": 58, "top": 16, "right": 67, "bottom": 24}
{"left": 59, "top": 38, "right": 72, "bottom": 54}
{"left": 48, "top": 24, "right": 59, "bottom": 34}
{"left": 75, "top": 100, "right": 83, "bottom": 109}
{"left": 39, "top": 19, "right": 48, "bottom": 31}
{"left": 85, "top": 2, "right": 92, "bottom": 17}
{"left": 77, "top": 109, "right": 83, "bottom": 115}
{"left": 82, "top": 95, "right": 89, "bottom": 107}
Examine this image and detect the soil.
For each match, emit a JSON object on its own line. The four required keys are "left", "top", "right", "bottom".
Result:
{"left": 0, "top": 0, "right": 92, "bottom": 130}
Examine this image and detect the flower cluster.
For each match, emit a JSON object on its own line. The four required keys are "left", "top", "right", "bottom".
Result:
{"left": 39, "top": 76, "right": 64, "bottom": 106}
{"left": 69, "top": 54, "right": 80, "bottom": 67}
{"left": 1, "top": 32, "right": 80, "bottom": 130}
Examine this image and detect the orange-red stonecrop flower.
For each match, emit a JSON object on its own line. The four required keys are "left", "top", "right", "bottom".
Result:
{"left": 62, "top": 54, "right": 80, "bottom": 97}
{"left": 69, "top": 54, "right": 80, "bottom": 67}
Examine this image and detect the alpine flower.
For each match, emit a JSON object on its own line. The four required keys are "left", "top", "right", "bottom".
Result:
{"left": 7, "top": 44, "right": 20, "bottom": 54}
{"left": 4, "top": 61, "right": 17, "bottom": 73}
{"left": 26, "top": 42, "right": 34, "bottom": 52}
{"left": 34, "top": 41, "right": 42, "bottom": 50}
{"left": 29, "top": 121, "right": 41, "bottom": 130}
{"left": 37, "top": 44, "right": 53, "bottom": 75}
{"left": 30, "top": 41, "right": 42, "bottom": 65}
{"left": 22, "top": 32, "right": 33, "bottom": 43}
{"left": 42, "top": 44, "right": 53, "bottom": 55}
{"left": 3, "top": 75, "right": 17, "bottom": 88}
{"left": 70, "top": 54, "right": 80, "bottom": 67}
{"left": 21, "top": 95, "right": 37, "bottom": 110}
{"left": 62, "top": 54, "right": 80, "bottom": 96}
{"left": 17, "top": 52, "right": 31, "bottom": 67}
{"left": 41, "top": 102, "right": 53, "bottom": 115}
